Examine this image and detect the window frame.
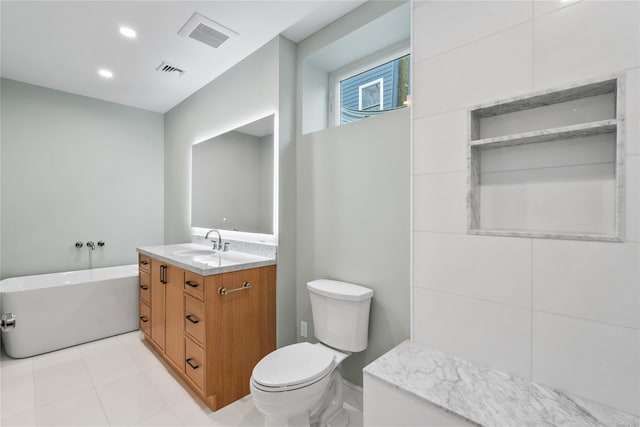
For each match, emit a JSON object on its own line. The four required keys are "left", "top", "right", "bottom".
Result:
{"left": 358, "top": 78, "right": 384, "bottom": 111}
{"left": 329, "top": 42, "right": 410, "bottom": 128}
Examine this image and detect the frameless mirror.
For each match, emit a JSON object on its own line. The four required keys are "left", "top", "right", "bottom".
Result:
{"left": 191, "top": 114, "right": 275, "bottom": 234}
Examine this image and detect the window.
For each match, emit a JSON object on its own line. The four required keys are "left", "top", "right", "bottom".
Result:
{"left": 333, "top": 53, "right": 410, "bottom": 126}
{"left": 359, "top": 78, "right": 383, "bottom": 111}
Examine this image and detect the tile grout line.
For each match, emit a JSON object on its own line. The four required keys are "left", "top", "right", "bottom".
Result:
{"left": 120, "top": 333, "right": 189, "bottom": 426}
{"left": 533, "top": 308, "right": 640, "bottom": 332}
{"left": 413, "top": 17, "right": 534, "bottom": 67}
{"left": 413, "top": 286, "right": 531, "bottom": 311}
{"left": 79, "top": 343, "right": 114, "bottom": 426}
{"left": 530, "top": 238, "right": 534, "bottom": 380}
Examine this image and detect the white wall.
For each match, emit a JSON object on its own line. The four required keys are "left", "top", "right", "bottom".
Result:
{"left": 295, "top": 1, "right": 411, "bottom": 388}
{"left": 163, "top": 36, "right": 298, "bottom": 347}
{"left": 0, "top": 78, "right": 164, "bottom": 279}
{"left": 296, "top": 108, "right": 411, "bottom": 387}
{"left": 411, "top": 0, "right": 640, "bottom": 416}
{"left": 259, "top": 134, "right": 275, "bottom": 234}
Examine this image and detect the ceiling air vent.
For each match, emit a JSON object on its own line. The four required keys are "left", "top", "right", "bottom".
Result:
{"left": 156, "top": 61, "right": 185, "bottom": 78}
{"left": 178, "top": 12, "right": 238, "bottom": 49}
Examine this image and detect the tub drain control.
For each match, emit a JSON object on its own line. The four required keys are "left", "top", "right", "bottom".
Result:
{"left": 0, "top": 313, "right": 16, "bottom": 332}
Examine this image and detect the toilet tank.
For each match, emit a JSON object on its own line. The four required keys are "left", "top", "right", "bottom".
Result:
{"left": 307, "top": 279, "right": 373, "bottom": 352}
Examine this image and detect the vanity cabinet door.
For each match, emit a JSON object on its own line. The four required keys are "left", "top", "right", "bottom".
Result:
{"left": 206, "top": 265, "right": 276, "bottom": 407}
{"left": 164, "top": 264, "right": 186, "bottom": 370}
{"left": 150, "top": 259, "right": 166, "bottom": 349}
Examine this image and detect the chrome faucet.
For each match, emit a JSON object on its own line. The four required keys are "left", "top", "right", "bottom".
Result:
{"left": 205, "top": 229, "right": 222, "bottom": 251}
{"left": 86, "top": 241, "right": 96, "bottom": 251}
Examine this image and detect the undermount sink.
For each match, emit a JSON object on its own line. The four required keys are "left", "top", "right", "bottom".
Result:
{"left": 171, "top": 246, "right": 268, "bottom": 268}
{"left": 173, "top": 249, "right": 215, "bottom": 257}
{"left": 193, "top": 251, "right": 265, "bottom": 265}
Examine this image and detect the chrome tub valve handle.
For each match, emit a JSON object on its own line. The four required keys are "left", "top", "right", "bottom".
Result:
{"left": 1, "top": 313, "right": 16, "bottom": 332}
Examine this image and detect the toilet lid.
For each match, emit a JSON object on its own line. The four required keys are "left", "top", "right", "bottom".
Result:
{"left": 252, "top": 342, "right": 335, "bottom": 388}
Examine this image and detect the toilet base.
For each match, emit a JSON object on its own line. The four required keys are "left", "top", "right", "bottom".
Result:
{"left": 261, "top": 370, "right": 350, "bottom": 427}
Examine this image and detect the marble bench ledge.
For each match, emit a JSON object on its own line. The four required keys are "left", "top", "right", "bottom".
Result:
{"left": 363, "top": 340, "right": 639, "bottom": 427}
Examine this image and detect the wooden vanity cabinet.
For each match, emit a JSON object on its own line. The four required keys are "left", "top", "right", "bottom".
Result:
{"left": 138, "top": 255, "right": 276, "bottom": 411}
{"left": 138, "top": 254, "right": 152, "bottom": 338}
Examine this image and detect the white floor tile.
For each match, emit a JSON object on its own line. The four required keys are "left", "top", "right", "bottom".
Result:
{"left": 131, "top": 409, "right": 182, "bottom": 427}
{"left": 95, "top": 372, "right": 168, "bottom": 426}
{"left": 144, "top": 364, "right": 198, "bottom": 410}
{"left": 0, "top": 409, "right": 36, "bottom": 426}
{"left": 0, "top": 352, "right": 33, "bottom": 381}
{"left": 80, "top": 336, "right": 141, "bottom": 386}
{"left": 206, "top": 395, "right": 263, "bottom": 426}
{"left": 34, "top": 359, "right": 94, "bottom": 406}
{"left": 170, "top": 398, "right": 216, "bottom": 427}
{"left": 32, "top": 346, "right": 82, "bottom": 372}
{"left": 36, "top": 389, "right": 109, "bottom": 426}
{"left": 122, "top": 340, "right": 167, "bottom": 377}
{"left": 1, "top": 373, "right": 35, "bottom": 421}
{"left": 0, "top": 332, "right": 364, "bottom": 427}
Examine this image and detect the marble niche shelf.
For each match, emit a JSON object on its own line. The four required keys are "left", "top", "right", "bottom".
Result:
{"left": 467, "top": 76, "right": 625, "bottom": 242}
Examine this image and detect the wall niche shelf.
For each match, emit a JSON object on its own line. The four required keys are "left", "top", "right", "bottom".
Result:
{"left": 468, "top": 76, "right": 625, "bottom": 242}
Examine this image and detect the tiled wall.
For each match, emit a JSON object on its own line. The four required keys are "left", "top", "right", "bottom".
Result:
{"left": 411, "top": 0, "right": 639, "bottom": 416}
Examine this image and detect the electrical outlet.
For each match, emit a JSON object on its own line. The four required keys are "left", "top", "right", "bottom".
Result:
{"left": 301, "top": 321, "right": 307, "bottom": 338}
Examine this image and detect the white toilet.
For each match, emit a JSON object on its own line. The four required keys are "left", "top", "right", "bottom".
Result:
{"left": 250, "top": 279, "right": 374, "bottom": 427}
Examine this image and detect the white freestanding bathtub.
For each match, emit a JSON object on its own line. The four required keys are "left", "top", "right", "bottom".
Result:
{"left": 0, "top": 264, "right": 139, "bottom": 358}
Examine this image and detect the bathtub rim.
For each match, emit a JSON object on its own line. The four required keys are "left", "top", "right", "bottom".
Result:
{"left": 0, "top": 264, "right": 139, "bottom": 293}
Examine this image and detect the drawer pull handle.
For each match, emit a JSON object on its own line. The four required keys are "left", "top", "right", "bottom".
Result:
{"left": 139, "top": 316, "right": 149, "bottom": 323}
{"left": 218, "top": 282, "right": 252, "bottom": 295}
{"left": 160, "top": 265, "right": 167, "bottom": 284}
{"left": 186, "top": 315, "right": 199, "bottom": 324}
{"left": 140, "top": 260, "right": 149, "bottom": 266}
{"left": 186, "top": 358, "right": 199, "bottom": 370}
{"left": 185, "top": 281, "right": 199, "bottom": 288}
{"left": 140, "top": 285, "right": 149, "bottom": 290}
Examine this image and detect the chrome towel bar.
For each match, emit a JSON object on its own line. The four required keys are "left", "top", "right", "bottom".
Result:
{"left": 218, "top": 282, "right": 252, "bottom": 295}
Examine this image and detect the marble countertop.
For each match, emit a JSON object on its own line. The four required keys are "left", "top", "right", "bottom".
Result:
{"left": 364, "top": 340, "right": 639, "bottom": 427}
{"left": 137, "top": 243, "right": 276, "bottom": 276}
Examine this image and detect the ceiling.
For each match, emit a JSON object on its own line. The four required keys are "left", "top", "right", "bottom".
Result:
{"left": 0, "top": 1, "right": 365, "bottom": 113}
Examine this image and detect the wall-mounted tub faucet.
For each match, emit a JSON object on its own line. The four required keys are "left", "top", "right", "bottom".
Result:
{"left": 205, "top": 229, "right": 222, "bottom": 252}
{"left": 86, "top": 241, "right": 96, "bottom": 251}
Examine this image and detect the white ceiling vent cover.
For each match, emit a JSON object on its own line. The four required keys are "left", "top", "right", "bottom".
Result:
{"left": 156, "top": 61, "right": 185, "bottom": 78}
{"left": 178, "top": 12, "right": 238, "bottom": 49}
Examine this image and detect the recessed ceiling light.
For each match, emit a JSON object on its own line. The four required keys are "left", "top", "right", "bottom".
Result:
{"left": 98, "top": 69, "right": 113, "bottom": 79}
{"left": 119, "top": 26, "right": 137, "bottom": 38}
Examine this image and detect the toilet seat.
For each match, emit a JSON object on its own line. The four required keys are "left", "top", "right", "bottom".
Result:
{"left": 252, "top": 342, "right": 336, "bottom": 392}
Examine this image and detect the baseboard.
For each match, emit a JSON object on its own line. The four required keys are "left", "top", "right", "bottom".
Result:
{"left": 342, "top": 379, "right": 363, "bottom": 411}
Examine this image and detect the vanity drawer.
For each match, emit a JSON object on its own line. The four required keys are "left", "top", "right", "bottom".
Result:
{"left": 184, "top": 271, "right": 204, "bottom": 300}
{"left": 184, "top": 294, "right": 205, "bottom": 344}
{"left": 185, "top": 337, "right": 205, "bottom": 392}
{"left": 139, "top": 271, "right": 151, "bottom": 304}
{"left": 139, "top": 254, "right": 151, "bottom": 273}
{"left": 139, "top": 302, "right": 151, "bottom": 336}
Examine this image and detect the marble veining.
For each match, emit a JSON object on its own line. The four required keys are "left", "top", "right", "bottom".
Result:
{"left": 470, "top": 77, "right": 618, "bottom": 119}
{"left": 466, "top": 74, "right": 625, "bottom": 242}
{"left": 364, "top": 341, "right": 639, "bottom": 427}
{"left": 470, "top": 120, "right": 617, "bottom": 148}
{"left": 191, "top": 234, "right": 277, "bottom": 258}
